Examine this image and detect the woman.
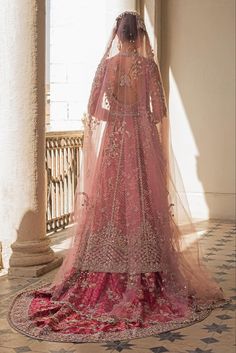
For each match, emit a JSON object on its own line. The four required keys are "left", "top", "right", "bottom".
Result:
{"left": 8, "top": 11, "right": 227, "bottom": 343}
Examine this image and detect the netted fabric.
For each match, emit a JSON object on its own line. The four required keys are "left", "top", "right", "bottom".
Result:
{"left": 8, "top": 11, "right": 228, "bottom": 343}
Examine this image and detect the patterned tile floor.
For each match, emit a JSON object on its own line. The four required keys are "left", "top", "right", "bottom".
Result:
{"left": 0, "top": 220, "right": 235, "bottom": 353}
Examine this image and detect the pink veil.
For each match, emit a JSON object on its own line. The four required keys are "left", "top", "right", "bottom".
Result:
{"left": 50, "top": 11, "right": 225, "bottom": 311}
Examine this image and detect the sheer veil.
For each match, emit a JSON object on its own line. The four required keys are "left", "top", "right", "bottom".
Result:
{"left": 51, "top": 11, "right": 225, "bottom": 309}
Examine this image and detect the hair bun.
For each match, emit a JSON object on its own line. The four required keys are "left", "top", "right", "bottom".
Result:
{"left": 116, "top": 13, "right": 138, "bottom": 42}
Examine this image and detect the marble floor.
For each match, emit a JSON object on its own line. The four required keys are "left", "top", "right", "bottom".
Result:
{"left": 0, "top": 220, "right": 235, "bottom": 353}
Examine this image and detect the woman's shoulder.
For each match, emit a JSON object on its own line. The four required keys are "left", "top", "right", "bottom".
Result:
{"left": 106, "top": 53, "right": 150, "bottom": 64}
{"left": 102, "top": 55, "right": 156, "bottom": 75}
{"left": 144, "top": 57, "right": 159, "bottom": 73}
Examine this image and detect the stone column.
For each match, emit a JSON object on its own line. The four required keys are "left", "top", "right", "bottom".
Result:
{"left": 0, "top": 0, "right": 62, "bottom": 277}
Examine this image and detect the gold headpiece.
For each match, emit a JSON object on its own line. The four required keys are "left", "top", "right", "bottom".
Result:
{"left": 116, "top": 11, "right": 146, "bottom": 32}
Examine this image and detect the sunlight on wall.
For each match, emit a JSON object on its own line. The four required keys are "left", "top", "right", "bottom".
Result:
{"left": 168, "top": 68, "right": 209, "bottom": 220}
{"left": 143, "top": 6, "right": 154, "bottom": 47}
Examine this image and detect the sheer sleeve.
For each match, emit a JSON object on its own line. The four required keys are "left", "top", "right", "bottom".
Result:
{"left": 87, "top": 60, "right": 107, "bottom": 117}
{"left": 147, "top": 59, "right": 168, "bottom": 124}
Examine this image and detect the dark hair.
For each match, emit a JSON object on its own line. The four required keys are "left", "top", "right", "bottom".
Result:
{"left": 116, "top": 13, "right": 138, "bottom": 42}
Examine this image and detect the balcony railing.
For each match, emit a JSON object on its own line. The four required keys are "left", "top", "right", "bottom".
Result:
{"left": 46, "top": 131, "right": 84, "bottom": 234}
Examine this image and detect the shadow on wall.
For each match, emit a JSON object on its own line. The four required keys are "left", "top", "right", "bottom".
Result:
{"left": 156, "top": 1, "right": 235, "bottom": 220}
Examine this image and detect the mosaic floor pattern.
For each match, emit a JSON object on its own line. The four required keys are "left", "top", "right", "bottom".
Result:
{"left": 0, "top": 220, "right": 235, "bottom": 353}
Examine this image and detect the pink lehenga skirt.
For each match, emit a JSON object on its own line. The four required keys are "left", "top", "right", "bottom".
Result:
{"left": 8, "top": 112, "right": 227, "bottom": 343}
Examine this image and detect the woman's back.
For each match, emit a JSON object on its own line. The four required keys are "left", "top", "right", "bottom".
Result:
{"left": 8, "top": 10, "right": 228, "bottom": 344}
{"left": 106, "top": 53, "right": 147, "bottom": 106}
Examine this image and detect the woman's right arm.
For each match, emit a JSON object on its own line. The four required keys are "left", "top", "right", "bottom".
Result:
{"left": 147, "top": 59, "right": 168, "bottom": 124}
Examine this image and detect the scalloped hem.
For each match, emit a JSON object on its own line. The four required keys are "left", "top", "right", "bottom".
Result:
{"left": 7, "top": 284, "right": 229, "bottom": 343}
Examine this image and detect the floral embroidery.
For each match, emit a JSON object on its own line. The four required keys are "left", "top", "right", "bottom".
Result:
{"left": 7, "top": 12, "right": 229, "bottom": 343}
{"left": 8, "top": 279, "right": 230, "bottom": 343}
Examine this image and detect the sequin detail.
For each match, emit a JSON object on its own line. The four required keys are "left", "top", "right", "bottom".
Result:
{"left": 8, "top": 280, "right": 230, "bottom": 343}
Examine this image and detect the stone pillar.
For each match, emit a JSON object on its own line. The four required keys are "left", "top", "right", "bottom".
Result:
{"left": 0, "top": 0, "right": 62, "bottom": 277}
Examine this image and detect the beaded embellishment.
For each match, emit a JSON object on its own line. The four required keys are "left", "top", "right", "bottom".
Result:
{"left": 116, "top": 11, "right": 147, "bottom": 32}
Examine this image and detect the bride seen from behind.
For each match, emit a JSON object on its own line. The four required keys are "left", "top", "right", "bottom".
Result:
{"left": 8, "top": 11, "right": 228, "bottom": 343}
